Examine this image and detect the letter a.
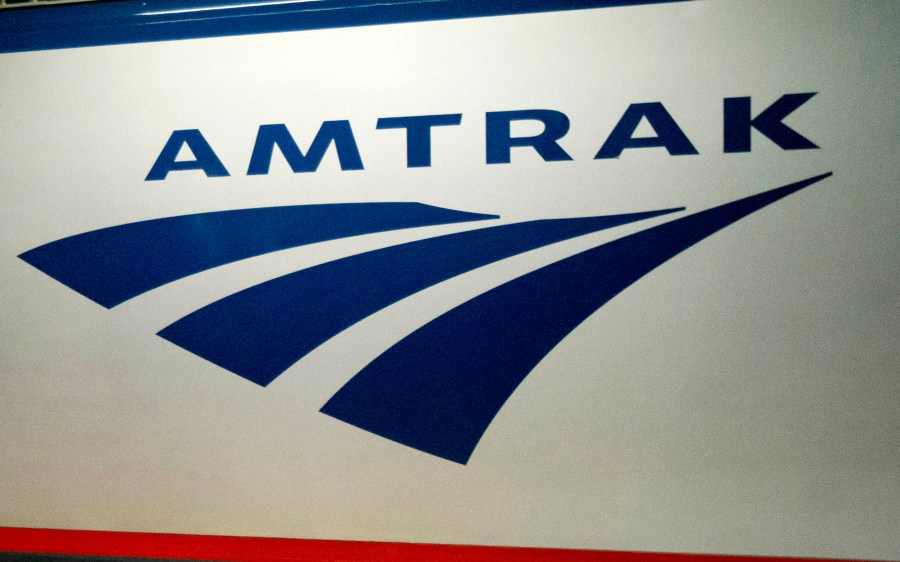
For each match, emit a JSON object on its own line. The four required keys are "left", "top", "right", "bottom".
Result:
{"left": 596, "top": 102, "right": 698, "bottom": 159}
{"left": 146, "top": 129, "right": 230, "bottom": 181}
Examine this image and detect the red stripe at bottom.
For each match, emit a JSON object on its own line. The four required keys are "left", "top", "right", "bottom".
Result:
{"left": 0, "top": 527, "right": 868, "bottom": 562}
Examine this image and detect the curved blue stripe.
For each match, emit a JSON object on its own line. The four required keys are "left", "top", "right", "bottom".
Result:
{"left": 0, "top": 0, "right": 690, "bottom": 54}
{"left": 19, "top": 203, "right": 496, "bottom": 308}
{"left": 158, "top": 208, "right": 681, "bottom": 386}
{"left": 320, "top": 172, "right": 833, "bottom": 464}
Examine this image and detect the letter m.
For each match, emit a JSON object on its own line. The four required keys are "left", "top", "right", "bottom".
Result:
{"left": 247, "top": 122, "right": 364, "bottom": 175}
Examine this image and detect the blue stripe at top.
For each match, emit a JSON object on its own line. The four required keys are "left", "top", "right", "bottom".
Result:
{"left": 0, "top": 0, "right": 690, "bottom": 54}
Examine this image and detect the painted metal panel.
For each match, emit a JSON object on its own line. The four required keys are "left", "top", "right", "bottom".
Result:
{"left": 1, "top": 1, "right": 897, "bottom": 559}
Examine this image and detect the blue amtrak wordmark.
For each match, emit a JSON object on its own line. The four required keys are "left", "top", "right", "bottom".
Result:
{"left": 145, "top": 94, "right": 819, "bottom": 179}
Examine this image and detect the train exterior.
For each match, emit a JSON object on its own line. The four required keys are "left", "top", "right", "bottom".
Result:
{"left": 1, "top": 1, "right": 897, "bottom": 560}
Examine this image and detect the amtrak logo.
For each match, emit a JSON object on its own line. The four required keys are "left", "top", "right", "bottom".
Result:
{"left": 19, "top": 172, "right": 831, "bottom": 464}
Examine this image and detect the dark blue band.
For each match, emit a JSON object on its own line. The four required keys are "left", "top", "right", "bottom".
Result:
{"left": 19, "top": 203, "right": 496, "bottom": 308}
{"left": 321, "top": 172, "right": 833, "bottom": 464}
{"left": 0, "top": 0, "right": 690, "bottom": 53}
{"left": 157, "top": 209, "right": 680, "bottom": 386}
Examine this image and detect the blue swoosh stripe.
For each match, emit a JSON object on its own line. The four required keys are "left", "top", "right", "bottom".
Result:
{"left": 0, "top": 0, "right": 692, "bottom": 54}
{"left": 320, "top": 172, "right": 833, "bottom": 464}
{"left": 158, "top": 208, "right": 681, "bottom": 386}
{"left": 19, "top": 203, "right": 496, "bottom": 308}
